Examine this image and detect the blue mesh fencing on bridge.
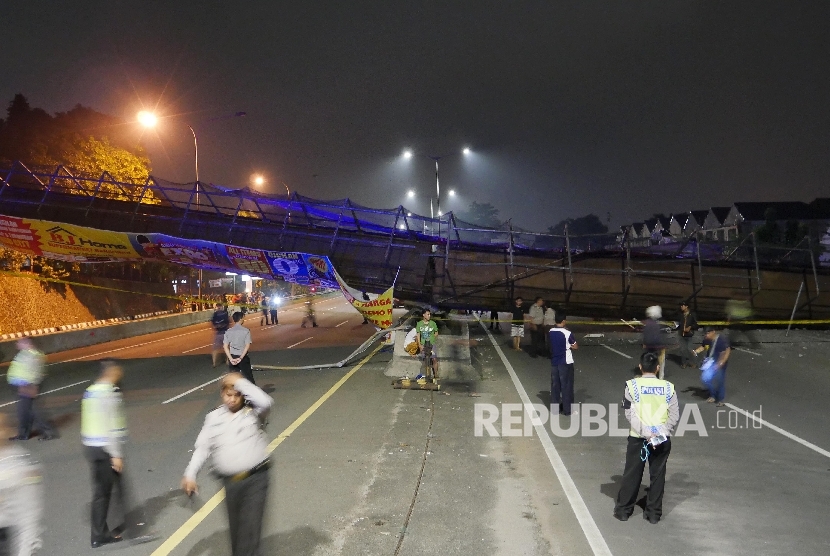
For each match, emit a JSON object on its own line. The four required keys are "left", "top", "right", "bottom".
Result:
{"left": 1, "top": 162, "right": 827, "bottom": 270}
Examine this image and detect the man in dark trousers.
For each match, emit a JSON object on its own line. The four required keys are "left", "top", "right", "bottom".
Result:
{"left": 211, "top": 304, "right": 230, "bottom": 368}
{"left": 549, "top": 313, "right": 578, "bottom": 416}
{"left": 182, "top": 373, "right": 273, "bottom": 556}
{"left": 224, "top": 312, "right": 254, "bottom": 384}
{"left": 614, "top": 352, "right": 680, "bottom": 524}
{"left": 81, "top": 362, "right": 154, "bottom": 548}
{"left": 678, "top": 301, "right": 698, "bottom": 368}
{"left": 7, "top": 337, "right": 58, "bottom": 441}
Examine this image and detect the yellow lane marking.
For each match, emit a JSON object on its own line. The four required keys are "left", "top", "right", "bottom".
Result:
{"left": 150, "top": 343, "right": 383, "bottom": 556}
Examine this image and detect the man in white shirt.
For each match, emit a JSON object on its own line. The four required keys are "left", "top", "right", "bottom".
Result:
{"left": 182, "top": 373, "right": 273, "bottom": 556}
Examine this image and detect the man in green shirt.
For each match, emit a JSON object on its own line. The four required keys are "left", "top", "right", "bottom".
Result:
{"left": 415, "top": 309, "right": 439, "bottom": 380}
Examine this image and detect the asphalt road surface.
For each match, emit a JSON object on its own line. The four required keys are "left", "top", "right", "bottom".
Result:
{"left": 4, "top": 301, "right": 830, "bottom": 555}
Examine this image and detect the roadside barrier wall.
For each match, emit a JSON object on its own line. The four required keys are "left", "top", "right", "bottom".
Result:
{"left": 0, "top": 310, "right": 213, "bottom": 363}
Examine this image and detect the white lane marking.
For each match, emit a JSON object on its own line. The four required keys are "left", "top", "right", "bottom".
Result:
{"left": 600, "top": 344, "right": 633, "bottom": 359}
{"left": 733, "top": 346, "right": 762, "bottom": 356}
{"left": 287, "top": 337, "right": 313, "bottom": 349}
{"left": 482, "top": 322, "right": 612, "bottom": 556}
{"left": 182, "top": 344, "right": 212, "bottom": 354}
{"left": 48, "top": 328, "right": 207, "bottom": 366}
{"left": 0, "top": 380, "right": 90, "bottom": 408}
{"left": 335, "top": 320, "right": 349, "bottom": 328}
{"left": 162, "top": 377, "right": 223, "bottom": 404}
{"left": 724, "top": 403, "right": 830, "bottom": 458}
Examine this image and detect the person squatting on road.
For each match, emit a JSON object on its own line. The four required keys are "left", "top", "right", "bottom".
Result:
{"left": 614, "top": 352, "right": 680, "bottom": 524}
{"left": 549, "top": 313, "right": 578, "bottom": 416}
{"left": 0, "top": 413, "right": 44, "bottom": 556}
{"left": 415, "top": 309, "right": 439, "bottom": 380}
{"left": 211, "top": 304, "right": 231, "bottom": 368}
{"left": 224, "top": 312, "right": 255, "bottom": 384}
{"left": 182, "top": 373, "right": 273, "bottom": 556}
{"left": 7, "top": 338, "right": 57, "bottom": 441}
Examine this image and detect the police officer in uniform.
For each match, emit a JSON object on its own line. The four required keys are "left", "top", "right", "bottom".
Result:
{"left": 7, "top": 338, "right": 57, "bottom": 441}
{"left": 614, "top": 351, "right": 680, "bottom": 524}
{"left": 81, "top": 361, "right": 129, "bottom": 548}
{"left": 181, "top": 372, "right": 273, "bottom": 556}
{"left": 0, "top": 413, "right": 44, "bottom": 556}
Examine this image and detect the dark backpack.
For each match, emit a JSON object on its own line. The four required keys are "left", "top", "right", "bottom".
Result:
{"left": 212, "top": 309, "right": 230, "bottom": 331}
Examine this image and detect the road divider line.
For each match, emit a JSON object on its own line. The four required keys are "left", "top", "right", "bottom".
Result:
{"left": 733, "top": 346, "right": 762, "bottom": 356}
{"left": 151, "top": 344, "right": 382, "bottom": 556}
{"left": 600, "top": 344, "right": 633, "bottom": 359}
{"left": 287, "top": 337, "right": 312, "bottom": 349}
{"left": 724, "top": 402, "right": 830, "bottom": 459}
{"left": 48, "top": 328, "right": 207, "bottom": 366}
{"left": 0, "top": 380, "right": 90, "bottom": 408}
{"left": 182, "top": 344, "right": 212, "bottom": 354}
{"left": 480, "top": 318, "right": 612, "bottom": 556}
{"left": 162, "top": 377, "right": 223, "bottom": 405}
{"left": 335, "top": 320, "right": 349, "bottom": 327}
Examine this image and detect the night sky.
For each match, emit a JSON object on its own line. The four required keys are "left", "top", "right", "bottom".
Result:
{"left": 3, "top": 2, "right": 829, "bottom": 232}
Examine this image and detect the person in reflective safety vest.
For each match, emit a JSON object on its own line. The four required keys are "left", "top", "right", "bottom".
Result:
{"left": 614, "top": 351, "right": 680, "bottom": 524}
{"left": 7, "top": 338, "right": 57, "bottom": 441}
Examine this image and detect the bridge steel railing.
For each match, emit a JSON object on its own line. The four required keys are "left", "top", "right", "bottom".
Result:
{"left": 1, "top": 162, "right": 828, "bottom": 320}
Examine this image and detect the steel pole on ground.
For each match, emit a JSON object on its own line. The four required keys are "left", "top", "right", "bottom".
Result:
{"left": 786, "top": 280, "right": 804, "bottom": 337}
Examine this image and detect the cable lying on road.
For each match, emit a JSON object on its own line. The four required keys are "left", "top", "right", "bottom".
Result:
{"left": 255, "top": 324, "right": 406, "bottom": 371}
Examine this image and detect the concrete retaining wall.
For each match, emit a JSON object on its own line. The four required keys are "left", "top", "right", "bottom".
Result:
{"left": 0, "top": 310, "right": 213, "bottom": 363}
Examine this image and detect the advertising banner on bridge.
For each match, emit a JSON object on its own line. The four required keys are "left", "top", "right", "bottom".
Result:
{"left": 0, "top": 215, "right": 139, "bottom": 262}
{"left": 265, "top": 251, "right": 311, "bottom": 284}
{"left": 128, "top": 233, "right": 231, "bottom": 269}
{"left": 225, "top": 245, "right": 272, "bottom": 276}
{"left": 334, "top": 270, "right": 394, "bottom": 328}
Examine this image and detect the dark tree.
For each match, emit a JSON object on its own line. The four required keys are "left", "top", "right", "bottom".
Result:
{"left": 455, "top": 201, "right": 501, "bottom": 228}
{"left": 547, "top": 213, "right": 609, "bottom": 236}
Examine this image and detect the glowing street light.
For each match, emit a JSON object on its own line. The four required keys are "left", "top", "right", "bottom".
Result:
{"left": 253, "top": 175, "right": 265, "bottom": 187}
{"left": 448, "top": 189, "right": 456, "bottom": 196}
{"left": 401, "top": 146, "right": 471, "bottom": 219}
{"left": 407, "top": 190, "right": 415, "bottom": 198}
{"left": 137, "top": 111, "right": 157, "bottom": 128}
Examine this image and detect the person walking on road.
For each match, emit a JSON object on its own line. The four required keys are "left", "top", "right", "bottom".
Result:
{"left": 81, "top": 362, "right": 135, "bottom": 548}
{"left": 0, "top": 412, "right": 44, "bottom": 555}
{"left": 211, "top": 304, "right": 231, "bottom": 368}
{"left": 301, "top": 295, "right": 318, "bottom": 328}
{"left": 528, "top": 297, "right": 546, "bottom": 357}
{"left": 678, "top": 301, "right": 698, "bottom": 368}
{"left": 488, "top": 309, "right": 500, "bottom": 331}
{"left": 269, "top": 296, "right": 279, "bottom": 325}
{"left": 549, "top": 313, "right": 578, "bottom": 416}
{"left": 694, "top": 326, "right": 731, "bottom": 406}
{"left": 7, "top": 338, "right": 58, "bottom": 441}
{"left": 641, "top": 305, "right": 668, "bottom": 379}
{"left": 614, "top": 351, "right": 680, "bottom": 524}
{"left": 182, "top": 372, "right": 273, "bottom": 556}
{"left": 510, "top": 297, "right": 526, "bottom": 352}
{"left": 224, "top": 312, "right": 255, "bottom": 384}
{"left": 259, "top": 297, "right": 270, "bottom": 326}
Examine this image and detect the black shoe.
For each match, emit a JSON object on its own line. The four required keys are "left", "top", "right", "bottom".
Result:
{"left": 8, "top": 435, "right": 28, "bottom": 441}
{"left": 312, "top": 323, "right": 318, "bottom": 327}
{"left": 644, "top": 514, "right": 660, "bottom": 524}
{"left": 91, "top": 536, "right": 123, "bottom": 548}
{"left": 613, "top": 511, "right": 630, "bottom": 522}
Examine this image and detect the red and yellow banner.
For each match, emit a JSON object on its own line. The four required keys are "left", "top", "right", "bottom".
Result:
{"left": 334, "top": 270, "right": 394, "bottom": 328}
{"left": 0, "top": 216, "right": 139, "bottom": 262}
